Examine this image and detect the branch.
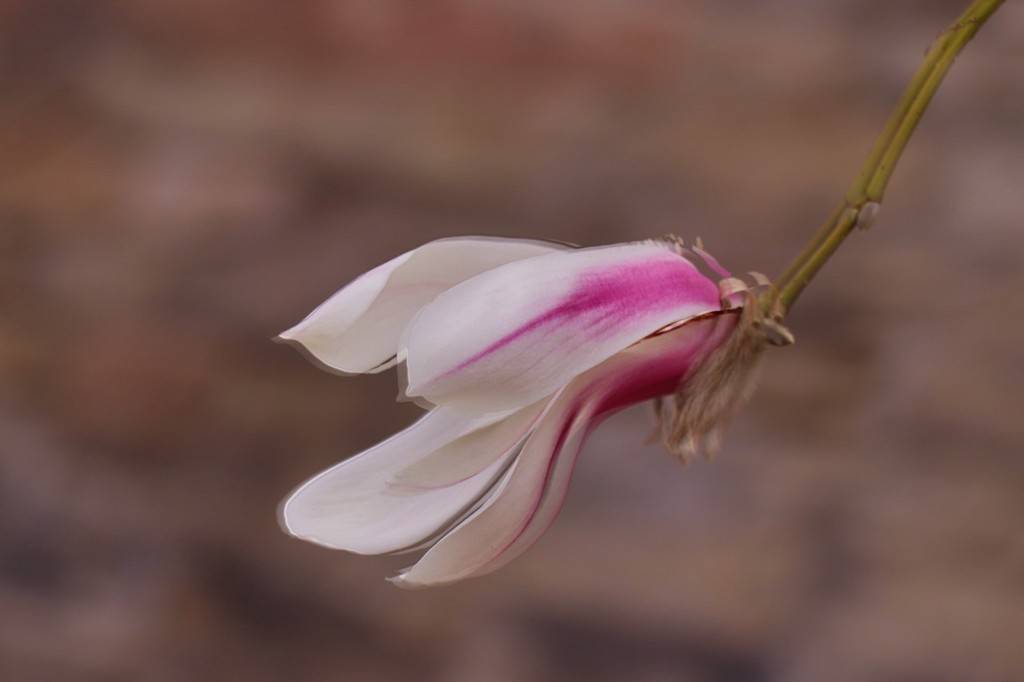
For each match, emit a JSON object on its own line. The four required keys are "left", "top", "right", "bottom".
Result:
{"left": 772, "top": 0, "right": 1006, "bottom": 313}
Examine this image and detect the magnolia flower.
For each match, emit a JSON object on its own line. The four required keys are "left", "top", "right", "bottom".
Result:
{"left": 278, "top": 237, "right": 786, "bottom": 587}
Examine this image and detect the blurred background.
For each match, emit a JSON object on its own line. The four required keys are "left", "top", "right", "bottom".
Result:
{"left": 2, "top": 1, "right": 1023, "bottom": 680}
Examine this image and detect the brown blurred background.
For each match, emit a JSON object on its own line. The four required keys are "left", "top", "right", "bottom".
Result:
{"left": 2, "top": 1, "right": 1023, "bottom": 681}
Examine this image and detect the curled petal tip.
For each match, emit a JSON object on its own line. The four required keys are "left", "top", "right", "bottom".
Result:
{"left": 748, "top": 271, "right": 772, "bottom": 288}
{"left": 386, "top": 571, "right": 444, "bottom": 590}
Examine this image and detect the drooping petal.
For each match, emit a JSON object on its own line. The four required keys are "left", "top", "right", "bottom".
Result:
{"left": 402, "top": 242, "right": 723, "bottom": 413}
{"left": 280, "top": 404, "right": 534, "bottom": 555}
{"left": 391, "top": 398, "right": 549, "bottom": 489}
{"left": 392, "top": 311, "right": 738, "bottom": 587}
{"left": 278, "top": 237, "right": 565, "bottom": 374}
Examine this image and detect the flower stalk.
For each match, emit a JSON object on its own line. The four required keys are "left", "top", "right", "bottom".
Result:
{"left": 772, "top": 0, "right": 1006, "bottom": 313}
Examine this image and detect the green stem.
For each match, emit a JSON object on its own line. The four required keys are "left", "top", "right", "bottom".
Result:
{"left": 772, "top": 0, "right": 1005, "bottom": 314}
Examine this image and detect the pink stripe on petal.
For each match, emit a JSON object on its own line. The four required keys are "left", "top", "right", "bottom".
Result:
{"left": 446, "top": 258, "right": 714, "bottom": 375}
{"left": 404, "top": 243, "right": 724, "bottom": 413}
{"left": 393, "top": 311, "right": 738, "bottom": 587}
{"left": 474, "top": 312, "right": 739, "bottom": 577}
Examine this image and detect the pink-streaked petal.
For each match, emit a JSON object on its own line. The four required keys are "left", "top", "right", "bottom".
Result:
{"left": 403, "top": 242, "right": 722, "bottom": 413}
{"left": 278, "top": 237, "right": 565, "bottom": 374}
{"left": 391, "top": 312, "right": 738, "bottom": 587}
{"left": 280, "top": 406, "right": 520, "bottom": 555}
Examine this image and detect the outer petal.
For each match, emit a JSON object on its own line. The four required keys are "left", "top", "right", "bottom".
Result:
{"left": 278, "top": 237, "right": 564, "bottom": 373}
{"left": 392, "top": 311, "right": 738, "bottom": 587}
{"left": 280, "top": 405, "right": 532, "bottom": 555}
{"left": 402, "top": 242, "right": 722, "bottom": 413}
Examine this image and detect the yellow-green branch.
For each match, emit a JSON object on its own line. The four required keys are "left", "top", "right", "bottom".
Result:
{"left": 773, "top": 0, "right": 1006, "bottom": 313}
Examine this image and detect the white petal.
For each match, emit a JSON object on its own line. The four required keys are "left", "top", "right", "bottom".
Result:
{"left": 392, "top": 313, "right": 737, "bottom": 587}
{"left": 280, "top": 406, "right": 518, "bottom": 555}
{"left": 389, "top": 391, "right": 590, "bottom": 587}
{"left": 391, "top": 398, "right": 548, "bottom": 489}
{"left": 278, "top": 237, "right": 565, "bottom": 373}
{"left": 403, "top": 242, "right": 722, "bottom": 412}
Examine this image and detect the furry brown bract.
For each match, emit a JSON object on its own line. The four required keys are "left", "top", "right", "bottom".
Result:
{"left": 653, "top": 294, "right": 793, "bottom": 462}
